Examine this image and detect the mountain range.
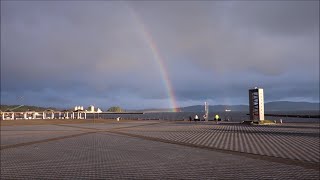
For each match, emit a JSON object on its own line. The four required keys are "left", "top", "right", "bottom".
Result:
{"left": 142, "top": 101, "right": 319, "bottom": 112}
{"left": 1, "top": 101, "right": 319, "bottom": 112}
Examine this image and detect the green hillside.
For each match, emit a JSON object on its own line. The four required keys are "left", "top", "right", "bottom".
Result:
{"left": 0, "top": 105, "right": 59, "bottom": 112}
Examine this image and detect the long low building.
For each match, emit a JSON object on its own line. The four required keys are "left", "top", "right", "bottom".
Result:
{"left": 0, "top": 110, "right": 88, "bottom": 120}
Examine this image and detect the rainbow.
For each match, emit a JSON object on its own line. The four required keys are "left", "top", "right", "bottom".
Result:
{"left": 125, "top": 4, "right": 179, "bottom": 112}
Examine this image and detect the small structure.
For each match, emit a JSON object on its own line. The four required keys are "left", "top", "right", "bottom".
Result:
{"left": 194, "top": 115, "right": 199, "bottom": 121}
{"left": 74, "top": 106, "right": 85, "bottom": 111}
{"left": 89, "top": 105, "right": 95, "bottom": 112}
{"left": 249, "top": 87, "right": 264, "bottom": 122}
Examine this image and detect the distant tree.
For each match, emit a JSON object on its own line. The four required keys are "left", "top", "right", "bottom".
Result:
{"left": 107, "top": 106, "right": 124, "bottom": 112}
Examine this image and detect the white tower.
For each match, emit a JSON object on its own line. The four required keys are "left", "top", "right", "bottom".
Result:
{"left": 249, "top": 87, "right": 264, "bottom": 122}
{"left": 204, "top": 102, "right": 209, "bottom": 121}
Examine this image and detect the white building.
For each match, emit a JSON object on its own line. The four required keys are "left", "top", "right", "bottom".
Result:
{"left": 89, "top": 105, "right": 95, "bottom": 112}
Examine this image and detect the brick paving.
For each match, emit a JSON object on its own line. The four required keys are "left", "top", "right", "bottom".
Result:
{"left": 1, "top": 125, "right": 85, "bottom": 146}
{"left": 123, "top": 122, "right": 320, "bottom": 163}
{"left": 1, "top": 121, "right": 319, "bottom": 179}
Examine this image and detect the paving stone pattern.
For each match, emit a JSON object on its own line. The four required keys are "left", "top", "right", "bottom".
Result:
{"left": 1, "top": 125, "right": 86, "bottom": 146}
{"left": 123, "top": 123, "right": 320, "bottom": 163}
{"left": 1, "top": 121, "right": 319, "bottom": 179}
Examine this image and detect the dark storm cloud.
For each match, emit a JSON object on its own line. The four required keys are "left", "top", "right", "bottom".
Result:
{"left": 1, "top": 1, "right": 319, "bottom": 109}
{"left": 228, "top": 1, "right": 318, "bottom": 36}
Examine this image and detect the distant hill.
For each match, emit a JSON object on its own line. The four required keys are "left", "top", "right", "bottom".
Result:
{"left": 180, "top": 105, "right": 248, "bottom": 112}
{"left": 179, "top": 101, "right": 319, "bottom": 112}
{"left": 0, "top": 105, "right": 59, "bottom": 112}
{"left": 135, "top": 108, "right": 177, "bottom": 113}
{"left": 137, "top": 105, "right": 246, "bottom": 112}
{"left": 1, "top": 101, "right": 318, "bottom": 113}
{"left": 264, "top": 101, "right": 319, "bottom": 111}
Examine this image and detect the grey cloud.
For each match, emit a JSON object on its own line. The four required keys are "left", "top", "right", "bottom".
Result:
{"left": 227, "top": 1, "right": 319, "bottom": 36}
{"left": 130, "top": 1, "right": 318, "bottom": 78}
{"left": 1, "top": 1, "right": 319, "bottom": 109}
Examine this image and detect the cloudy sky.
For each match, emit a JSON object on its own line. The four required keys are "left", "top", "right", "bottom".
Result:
{"left": 1, "top": 1, "right": 319, "bottom": 110}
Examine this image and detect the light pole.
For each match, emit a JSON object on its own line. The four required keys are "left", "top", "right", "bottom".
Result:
{"left": 93, "top": 104, "right": 95, "bottom": 125}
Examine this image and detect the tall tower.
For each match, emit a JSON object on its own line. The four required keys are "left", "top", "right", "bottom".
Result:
{"left": 204, "top": 102, "right": 209, "bottom": 121}
{"left": 249, "top": 87, "right": 264, "bottom": 122}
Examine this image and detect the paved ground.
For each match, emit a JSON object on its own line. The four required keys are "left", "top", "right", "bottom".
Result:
{"left": 1, "top": 120, "right": 319, "bottom": 179}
